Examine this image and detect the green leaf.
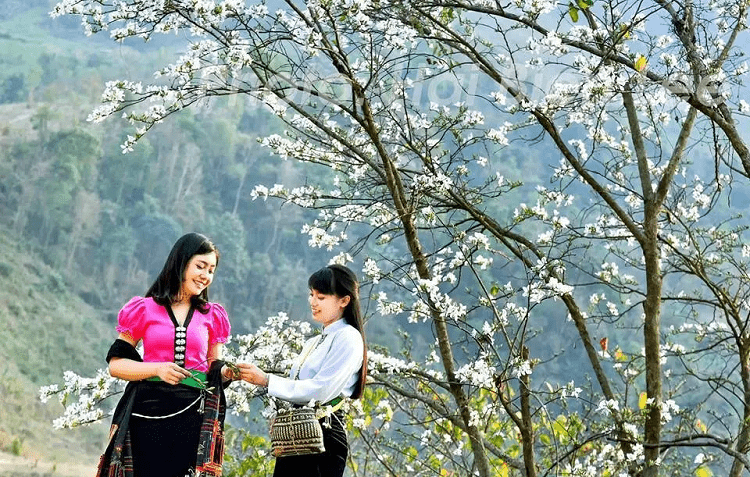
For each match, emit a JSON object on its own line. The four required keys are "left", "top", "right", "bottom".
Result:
{"left": 568, "top": 3, "right": 579, "bottom": 22}
{"left": 552, "top": 416, "right": 568, "bottom": 438}
{"left": 440, "top": 7, "right": 455, "bottom": 23}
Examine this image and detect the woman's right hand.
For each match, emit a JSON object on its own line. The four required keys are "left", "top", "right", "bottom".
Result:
{"left": 233, "top": 362, "right": 270, "bottom": 387}
{"left": 154, "top": 362, "right": 192, "bottom": 385}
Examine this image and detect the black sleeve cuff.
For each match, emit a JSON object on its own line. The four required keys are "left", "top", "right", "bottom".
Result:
{"left": 105, "top": 338, "right": 142, "bottom": 363}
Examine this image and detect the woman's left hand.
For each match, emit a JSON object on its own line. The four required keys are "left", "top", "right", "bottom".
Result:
{"left": 233, "top": 362, "right": 270, "bottom": 387}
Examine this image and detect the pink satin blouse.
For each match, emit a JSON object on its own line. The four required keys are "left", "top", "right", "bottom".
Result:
{"left": 116, "top": 296, "right": 230, "bottom": 373}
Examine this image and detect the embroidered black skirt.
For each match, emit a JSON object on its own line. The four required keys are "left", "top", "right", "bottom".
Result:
{"left": 129, "top": 381, "right": 203, "bottom": 477}
{"left": 272, "top": 410, "right": 349, "bottom": 477}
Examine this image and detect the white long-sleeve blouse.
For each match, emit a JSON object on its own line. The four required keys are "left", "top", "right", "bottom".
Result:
{"left": 267, "top": 318, "right": 364, "bottom": 405}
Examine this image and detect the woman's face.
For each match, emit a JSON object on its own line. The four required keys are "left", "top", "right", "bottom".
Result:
{"left": 309, "top": 288, "right": 350, "bottom": 326}
{"left": 180, "top": 252, "right": 217, "bottom": 298}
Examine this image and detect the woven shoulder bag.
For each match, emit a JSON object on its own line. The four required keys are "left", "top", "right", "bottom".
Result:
{"left": 269, "top": 406, "right": 325, "bottom": 457}
{"left": 269, "top": 335, "right": 327, "bottom": 458}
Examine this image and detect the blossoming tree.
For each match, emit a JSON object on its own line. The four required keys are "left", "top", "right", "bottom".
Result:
{"left": 45, "top": 0, "right": 750, "bottom": 476}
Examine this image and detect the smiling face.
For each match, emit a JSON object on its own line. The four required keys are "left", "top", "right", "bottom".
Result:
{"left": 180, "top": 252, "right": 217, "bottom": 299}
{"left": 309, "top": 288, "right": 350, "bottom": 327}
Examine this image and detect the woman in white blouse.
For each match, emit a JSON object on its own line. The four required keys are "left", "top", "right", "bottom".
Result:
{"left": 237, "top": 264, "right": 367, "bottom": 477}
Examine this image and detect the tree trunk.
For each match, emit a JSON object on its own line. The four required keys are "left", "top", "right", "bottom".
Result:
{"left": 730, "top": 337, "right": 750, "bottom": 477}
{"left": 357, "top": 91, "right": 494, "bottom": 477}
{"left": 520, "top": 346, "right": 537, "bottom": 477}
{"left": 641, "top": 232, "right": 663, "bottom": 477}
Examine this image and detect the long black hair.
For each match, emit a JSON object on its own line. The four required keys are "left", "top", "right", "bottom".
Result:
{"left": 308, "top": 264, "right": 367, "bottom": 399}
{"left": 145, "top": 233, "right": 219, "bottom": 313}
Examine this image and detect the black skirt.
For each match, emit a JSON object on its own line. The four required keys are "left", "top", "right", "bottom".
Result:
{"left": 129, "top": 381, "right": 203, "bottom": 477}
{"left": 272, "top": 410, "right": 349, "bottom": 477}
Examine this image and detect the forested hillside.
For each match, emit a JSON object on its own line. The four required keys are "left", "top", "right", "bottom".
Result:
{"left": 0, "top": 1, "right": 402, "bottom": 464}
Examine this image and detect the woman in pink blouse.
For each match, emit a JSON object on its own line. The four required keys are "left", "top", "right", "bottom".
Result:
{"left": 98, "top": 233, "right": 232, "bottom": 477}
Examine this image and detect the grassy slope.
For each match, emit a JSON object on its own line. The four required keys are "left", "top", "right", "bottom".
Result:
{"left": 0, "top": 5, "right": 181, "bottom": 464}
{"left": 0, "top": 230, "right": 111, "bottom": 464}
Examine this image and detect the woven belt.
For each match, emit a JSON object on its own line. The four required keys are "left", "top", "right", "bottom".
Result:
{"left": 146, "top": 370, "right": 207, "bottom": 390}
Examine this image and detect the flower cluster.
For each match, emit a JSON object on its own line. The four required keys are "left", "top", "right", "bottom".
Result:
{"left": 38, "top": 369, "right": 124, "bottom": 429}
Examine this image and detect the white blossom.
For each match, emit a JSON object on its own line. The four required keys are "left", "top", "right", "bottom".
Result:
{"left": 512, "top": 358, "right": 533, "bottom": 377}
{"left": 363, "top": 258, "right": 382, "bottom": 283}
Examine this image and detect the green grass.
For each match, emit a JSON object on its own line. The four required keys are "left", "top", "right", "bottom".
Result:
{"left": 0, "top": 231, "right": 110, "bottom": 463}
